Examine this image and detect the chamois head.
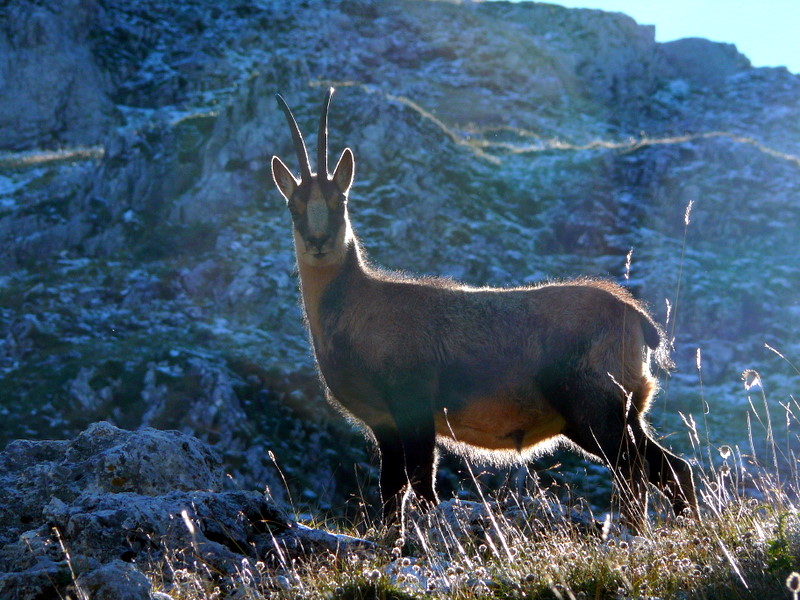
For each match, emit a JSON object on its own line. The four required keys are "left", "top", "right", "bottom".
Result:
{"left": 272, "top": 88, "right": 355, "bottom": 266}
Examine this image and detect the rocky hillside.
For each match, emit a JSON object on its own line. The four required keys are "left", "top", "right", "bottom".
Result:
{"left": 1, "top": 0, "right": 798, "bottom": 514}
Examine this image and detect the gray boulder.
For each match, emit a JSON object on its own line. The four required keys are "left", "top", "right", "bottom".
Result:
{"left": 0, "top": 421, "right": 225, "bottom": 548}
{"left": 75, "top": 561, "right": 154, "bottom": 600}
{"left": 0, "top": 422, "right": 369, "bottom": 600}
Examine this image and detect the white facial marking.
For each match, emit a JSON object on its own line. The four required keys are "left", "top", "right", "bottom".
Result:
{"left": 306, "top": 193, "right": 329, "bottom": 237}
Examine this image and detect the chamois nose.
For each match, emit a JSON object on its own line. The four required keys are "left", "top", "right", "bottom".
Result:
{"left": 308, "top": 234, "right": 330, "bottom": 254}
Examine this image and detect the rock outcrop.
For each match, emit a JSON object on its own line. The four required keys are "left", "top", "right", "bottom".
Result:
{"left": 0, "top": 0, "right": 116, "bottom": 150}
{"left": 0, "top": 422, "right": 370, "bottom": 600}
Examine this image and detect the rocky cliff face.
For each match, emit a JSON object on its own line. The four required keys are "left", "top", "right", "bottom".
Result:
{"left": 1, "top": 0, "right": 798, "bottom": 515}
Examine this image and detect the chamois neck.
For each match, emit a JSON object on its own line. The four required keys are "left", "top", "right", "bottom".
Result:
{"left": 296, "top": 220, "right": 365, "bottom": 343}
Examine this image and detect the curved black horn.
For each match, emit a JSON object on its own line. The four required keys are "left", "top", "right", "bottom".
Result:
{"left": 275, "top": 94, "right": 312, "bottom": 180}
{"left": 317, "top": 87, "right": 334, "bottom": 179}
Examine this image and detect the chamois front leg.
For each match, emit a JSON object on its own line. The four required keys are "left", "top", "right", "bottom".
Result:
{"left": 394, "top": 409, "right": 438, "bottom": 508}
{"left": 387, "top": 375, "right": 439, "bottom": 508}
{"left": 643, "top": 434, "right": 699, "bottom": 519}
{"left": 373, "top": 425, "right": 407, "bottom": 522}
{"left": 374, "top": 413, "right": 438, "bottom": 527}
{"left": 373, "top": 379, "right": 439, "bottom": 525}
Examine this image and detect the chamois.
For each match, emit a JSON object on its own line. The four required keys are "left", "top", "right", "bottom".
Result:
{"left": 271, "top": 88, "right": 698, "bottom": 529}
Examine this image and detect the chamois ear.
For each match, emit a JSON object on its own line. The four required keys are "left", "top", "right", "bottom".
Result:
{"left": 271, "top": 155, "right": 299, "bottom": 202}
{"left": 332, "top": 148, "right": 354, "bottom": 196}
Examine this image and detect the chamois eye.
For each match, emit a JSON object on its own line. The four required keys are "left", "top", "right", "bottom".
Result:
{"left": 329, "top": 198, "right": 345, "bottom": 214}
{"left": 287, "top": 203, "right": 302, "bottom": 221}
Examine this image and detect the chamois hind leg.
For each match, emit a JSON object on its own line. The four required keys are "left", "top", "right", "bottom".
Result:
{"left": 641, "top": 432, "right": 698, "bottom": 519}
{"left": 559, "top": 388, "right": 651, "bottom": 531}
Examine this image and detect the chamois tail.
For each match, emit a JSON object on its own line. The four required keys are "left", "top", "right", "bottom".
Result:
{"left": 640, "top": 314, "right": 674, "bottom": 371}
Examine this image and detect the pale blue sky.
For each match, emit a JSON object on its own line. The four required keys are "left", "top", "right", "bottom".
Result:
{"left": 530, "top": 1, "right": 799, "bottom": 73}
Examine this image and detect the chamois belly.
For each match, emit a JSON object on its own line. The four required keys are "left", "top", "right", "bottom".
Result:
{"left": 434, "top": 394, "right": 566, "bottom": 453}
